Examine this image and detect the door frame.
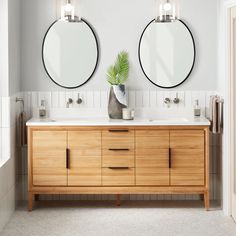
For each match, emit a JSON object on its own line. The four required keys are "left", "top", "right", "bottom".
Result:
{"left": 221, "top": 0, "right": 236, "bottom": 216}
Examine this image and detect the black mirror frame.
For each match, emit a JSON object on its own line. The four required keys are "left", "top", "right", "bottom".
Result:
{"left": 138, "top": 19, "right": 196, "bottom": 89}
{"left": 42, "top": 18, "right": 99, "bottom": 89}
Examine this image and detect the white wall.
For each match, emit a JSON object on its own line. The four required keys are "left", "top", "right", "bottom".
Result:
{"left": 21, "top": 0, "right": 219, "bottom": 91}
{"left": 0, "top": 0, "right": 21, "bottom": 231}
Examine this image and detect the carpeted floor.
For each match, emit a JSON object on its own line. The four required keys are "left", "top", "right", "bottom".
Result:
{"left": 1, "top": 201, "right": 236, "bottom": 236}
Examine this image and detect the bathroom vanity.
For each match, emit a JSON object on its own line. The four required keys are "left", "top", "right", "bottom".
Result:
{"left": 27, "top": 118, "right": 210, "bottom": 211}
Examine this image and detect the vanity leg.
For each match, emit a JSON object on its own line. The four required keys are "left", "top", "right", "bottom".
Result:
{"left": 28, "top": 192, "right": 33, "bottom": 212}
{"left": 116, "top": 194, "right": 121, "bottom": 206}
{"left": 204, "top": 191, "right": 210, "bottom": 211}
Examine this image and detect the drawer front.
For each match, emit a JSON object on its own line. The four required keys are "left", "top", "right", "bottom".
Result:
{"left": 170, "top": 130, "right": 204, "bottom": 149}
{"left": 102, "top": 149, "right": 134, "bottom": 168}
{"left": 102, "top": 168, "right": 135, "bottom": 186}
{"left": 136, "top": 130, "right": 169, "bottom": 149}
{"left": 102, "top": 130, "right": 134, "bottom": 149}
{"left": 136, "top": 168, "right": 169, "bottom": 186}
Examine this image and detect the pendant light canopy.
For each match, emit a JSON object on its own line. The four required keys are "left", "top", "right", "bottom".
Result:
{"left": 156, "top": 0, "right": 180, "bottom": 22}
{"left": 61, "top": 0, "right": 75, "bottom": 21}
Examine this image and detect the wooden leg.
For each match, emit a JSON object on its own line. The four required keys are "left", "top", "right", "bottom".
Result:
{"left": 204, "top": 191, "right": 210, "bottom": 211}
{"left": 116, "top": 194, "right": 121, "bottom": 206}
{"left": 28, "top": 192, "right": 33, "bottom": 212}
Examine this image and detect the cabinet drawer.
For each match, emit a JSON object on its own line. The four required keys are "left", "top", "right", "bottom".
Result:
{"left": 136, "top": 130, "right": 169, "bottom": 149}
{"left": 136, "top": 168, "right": 169, "bottom": 186}
{"left": 102, "top": 149, "right": 134, "bottom": 167}
{"left": 102, "top": 130, "right": 134, "bottom": 149}
{"left": 102, "top": 168, "right": 135, "bottom": 186}
{"left": 170, "top": 130, "right": 204, "bottom": 149}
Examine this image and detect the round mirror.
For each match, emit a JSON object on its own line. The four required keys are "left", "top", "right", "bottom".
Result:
{"left": 139, "top": 19, "right": 195, "bottom": 89}
{"left": 42, "top": 19, "right": 99, "bottom": 89}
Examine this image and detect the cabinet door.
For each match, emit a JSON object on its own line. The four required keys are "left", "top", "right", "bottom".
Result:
{"left": 68, "top": 131, "right": 102, "bottom": 186}
{"left": 136, "top": 130, "right": 170, "bottom": 186}
{"left": 170, "top": 130, "right": 205, "bottom": 186}
{"left": 32, "top": 131, "right": 67, "bottom": 186}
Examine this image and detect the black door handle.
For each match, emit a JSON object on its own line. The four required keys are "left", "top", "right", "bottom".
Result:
{"left": 66, "top": 148, "right": 70, "bottom": 169}
{"left": 108, "top": 130, "right": 129, "bottom": 133}
{"left": 108, "top": 167, "right": 129, "bottom": 170}
{"left": 169, "top": 148, "right": 172, "bottom": 169}
{"left": 108, "top": 149, "right": 130, "bottom": 151}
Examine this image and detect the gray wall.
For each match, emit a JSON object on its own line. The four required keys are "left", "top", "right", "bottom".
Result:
{"left": 0, "top": 0, "right": 21, "bottom": 96}
{"left": 20, "top": 0, "right": 219, "bottom": 91}
{"left": 0, "top": 0, "right": 9, "bottom": 96}
{"left": 8, "top": 0, "right": 21, "bottom": 96}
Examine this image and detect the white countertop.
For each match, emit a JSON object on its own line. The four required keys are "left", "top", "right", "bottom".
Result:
{"left": 26, "top": 117, "right": 210, "bottom": 127}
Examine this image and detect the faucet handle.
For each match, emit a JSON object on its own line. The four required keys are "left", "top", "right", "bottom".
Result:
{"left": 76, "top": 93, "right": 83, "bottom": 105}
{"left": 164, "top": 98, "right": 171, "bottom": 104}
{"left": 66, "top": 98, "right": 73, "bottom": 108}
{"left": 173, "top": 93, "right": 180, "bottom": 104}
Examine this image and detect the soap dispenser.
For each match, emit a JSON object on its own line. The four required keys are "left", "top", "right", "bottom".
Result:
{"left": 194, "top": 100, "right": 201, "bottom": 117}
{"left": 39, "top": 100, "right": 47, "bottom": 118}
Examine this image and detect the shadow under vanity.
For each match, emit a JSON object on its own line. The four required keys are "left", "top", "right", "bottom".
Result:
{"left": 25, "top": 5, "right": 217, "bottom": 211}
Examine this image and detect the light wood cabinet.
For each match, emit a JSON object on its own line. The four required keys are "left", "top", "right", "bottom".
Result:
{"left": 28, "top": 126, "right": 209, "bottom": 211}
{"left": 170, "top": 130, "right": 205, "bottom": 186}
{"left": 68, "top": 131, "right": 102, "bottom": 186}
{"left": 136, "top": 131, "right": 169, "bottom": 186}
{"left": 32, "top": 131, "right": 67, "bottom": 186}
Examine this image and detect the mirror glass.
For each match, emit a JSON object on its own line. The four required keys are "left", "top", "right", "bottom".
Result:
{"left": 139, "top": 20, "right": 195, "bottom": 88}
{"left": 42, "top": 19, "right": 99, "bottom": 89}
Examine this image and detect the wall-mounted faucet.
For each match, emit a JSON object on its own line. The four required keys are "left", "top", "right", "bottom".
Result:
{"left": 173, "top": 93, "right": 180, "bottom": 104}
{"left": 66, "top": 98, "right": 73, "bottom": 108}
{"left": 164, "top": 97, "right": 171, "bottom": 105}
{"left": 76, "top": 93, "right": 83, "bottom": 105}
{"left": 164, "top": 97, "right": 171, "bottom": 108}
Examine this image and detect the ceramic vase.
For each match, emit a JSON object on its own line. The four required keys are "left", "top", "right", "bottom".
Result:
{"left": 108, "top": 85, "right": 127, "bottom": 119}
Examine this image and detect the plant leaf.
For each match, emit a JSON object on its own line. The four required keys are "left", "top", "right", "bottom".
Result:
{"left": 106, "top": 51, "right": 129, "bottom": 85}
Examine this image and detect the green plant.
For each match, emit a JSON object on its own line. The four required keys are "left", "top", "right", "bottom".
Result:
{"left": 106, "top": 51, "right": 129, "bottom": 85}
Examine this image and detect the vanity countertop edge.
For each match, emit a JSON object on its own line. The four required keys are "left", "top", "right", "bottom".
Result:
{"left": 26, "top": 117, "right": 210, "bottom": 127}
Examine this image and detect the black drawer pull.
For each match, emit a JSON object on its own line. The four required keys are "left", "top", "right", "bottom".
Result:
{"left": 109, "top": 148, "right": 130, "bottom": 151}
{"left": 66, "top": 148, "right": 70, "bottom": 169}
{"left": 169, "top": 148, "right": 172, "bottom": 169}
{"left": 108, "top": 167, "right": 129, "bottom": 170}
{"left": 108, "top": 130, "right": 129, "bottom": 133}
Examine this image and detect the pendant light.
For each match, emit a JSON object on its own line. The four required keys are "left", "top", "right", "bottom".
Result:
{"left": 155, "top": 0, "right": 180, "bottom": 23}
{"left": 61, "top": 0, "right": 75, "bottom": 21}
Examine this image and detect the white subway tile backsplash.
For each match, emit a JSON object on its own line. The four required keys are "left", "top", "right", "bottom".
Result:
{"left": 150, "top": 90, "right": 157, "bottom": 108}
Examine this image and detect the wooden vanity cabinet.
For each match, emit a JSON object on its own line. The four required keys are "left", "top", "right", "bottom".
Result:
{"left": 170, "top": 130, "right": 205, "bottom": 186}
{"left": 32, "top": 131, "right": 67, "bottom": 186}
{"left": 136, "top": 130, "right": 170, "bottom": 186}
{"left": 67, "top": 131, "right": 102, "bottom": 186}
{"left": 28, "top": 126, "right": 209, "bottom": 211}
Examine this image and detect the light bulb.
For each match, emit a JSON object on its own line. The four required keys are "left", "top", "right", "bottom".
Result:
{"left": 163, "top": 2, "right": 172, "bottom": 11}
{"left": 64, "top": 3, "right": 73, "bottom": 12}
